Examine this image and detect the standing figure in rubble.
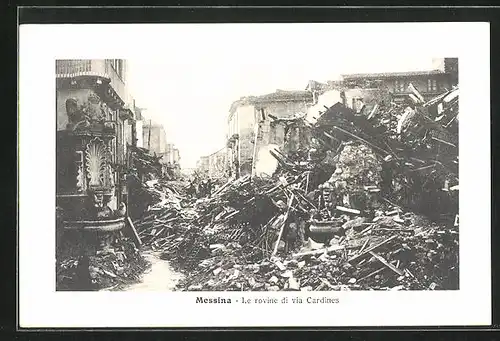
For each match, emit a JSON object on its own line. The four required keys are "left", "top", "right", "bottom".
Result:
{"left": 187, "top": 179, "right": 196, "bottom": 197}
{"left": 284, "top": 208, "right": 300, "bottom": 254}
{"left": 198, "top": 180, "right": 206, "bottom": 198}
{"left": 206, "top": 178, "right": 213, "bottom": 197}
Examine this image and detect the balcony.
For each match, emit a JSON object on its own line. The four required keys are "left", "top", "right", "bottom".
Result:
{"left": 56, "top": 59, "right": 109, "bottom": 78}
{"left": 56, "top": 59, "right": 127, "bottom": 108}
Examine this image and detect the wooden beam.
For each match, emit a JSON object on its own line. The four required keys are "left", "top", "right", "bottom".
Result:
{"left": 348, "top": 235, "right": 397, "bottom": 263}
{"left": 369, "top": 251, "right": 404, "bottom": 276}
{"left": 125, "top": 216, "right": 142, "bottom": 247}
{"left": 292, "top": 244, "right": 345, "bottom": 258}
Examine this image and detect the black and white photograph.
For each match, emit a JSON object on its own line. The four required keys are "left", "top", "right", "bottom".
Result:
{"left": 19, "top": 21, "right": 490, "bottom": 327}
{"left": 54, "top": 56, "right": 460, "bottom": 293}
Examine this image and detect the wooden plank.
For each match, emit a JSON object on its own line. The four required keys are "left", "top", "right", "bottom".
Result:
{"left": 348, "top": 235, "right": 397, "bottom": 263}
{"left": 367, "top": 104, "right": 379, "bottom": 120}
{"left": 409, "top": 83, "right": 425, "bottom": 103}
{"left": 125, "top": 216, "right": 142, "bottom": 247}
{"left": 369, "top": 251, "right": 404, "bottom": 276}
{"left": 292, "top": 244, "right": 345, "bottom": 258}
{"left": 332, "top": 125, "right": 391, "bottom": 156}
{"left": 359, "top": 224, "right": 375, "bottom": 235}
{"left": 431, "top": 136, "right": 457, "bottom": 148}
{"left": 357, "top": 260, "right": 398, "bottom": 283}
{"left": 336, "top": 206, "right": 361, "bottom": 215}
{"left": 358, "top": 238, "right": 370, "bottom": 255}
{"left": 319, "top": 278, "right": 338, "bottom": 289}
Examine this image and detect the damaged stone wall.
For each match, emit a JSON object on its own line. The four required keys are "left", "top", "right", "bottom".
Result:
{"left": 208, "top": 148, "right": 228, "bottom": 179}
{"left": 231, "top": 104, "right": 256, "bottom": 176}
{"left": 283, "top": 122, "right": 313, "bottom": 155}
{"left": 252, "top": 100, "right": 312, "bottom": 176}
{"left": 134, "top": 87, "right": 459, "bottom": 292}
{"left": 343, "top": 88, "right": 392, "bottom": 114}
{"left": 306, "top": 90, "right": 342, "bottom": 123}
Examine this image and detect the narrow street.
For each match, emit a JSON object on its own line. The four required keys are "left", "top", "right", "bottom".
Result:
{"left": 119, "top": 251, "right": 183, "bottom": 292}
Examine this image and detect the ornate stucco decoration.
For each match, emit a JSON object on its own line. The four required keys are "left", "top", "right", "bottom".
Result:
{"left": 66, "top": 97, "right": 90, "bottom": 131}
{"left": 85, "top": 137, "right": 112, "bottom": 188}
{"left": 82, "top": 92, "right": 107, "bottom": 123}
{"left": 65, "top": 92, "right": 110, "bottom": 131}
{"left": 75, "top": 151, "right": 86, "bottom": 192}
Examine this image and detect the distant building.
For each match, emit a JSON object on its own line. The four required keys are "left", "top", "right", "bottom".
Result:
{"left": 227, "top": 89, "right": 314, "bottom": 177}
{"left": 142, "top": 120, "right": 168, "bottom": 156}
{"left": 133, "top": 104, "right": 144, "bottom": 148}
{"left": 163, "top": 143, "right": 181, "bottom": 165}
{"left": 173, "top": 148, "right": 180, "bottom": 165}
{"left": 182, "top": 168, "right": 197, "bottom": 177}
{"left": 341, "top": 57, "right": 459, "bottom": 104}
{"left": 207, "top": 148, "right": 227, "bottom": 179}
{"left": 196, "top": 156, "right": 210, "bottom": 175}
{"left": 159, "top": 143, "right": 181, "bottom": 178}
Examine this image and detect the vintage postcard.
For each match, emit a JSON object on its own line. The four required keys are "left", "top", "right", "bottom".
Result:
{"left": 18, "top": 22, "right": 491, "bottom": 328}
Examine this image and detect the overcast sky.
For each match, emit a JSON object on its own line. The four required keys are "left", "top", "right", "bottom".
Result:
{"left": 125, "top": 24, "right": 441, "bottom": 169}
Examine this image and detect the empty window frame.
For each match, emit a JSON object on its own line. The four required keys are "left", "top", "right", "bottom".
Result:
{"left": 110, "top": 59, "right": 124, "bottom": 80}
{"left": 428, "top": 79, "right": 438, "bottom": 92}
{"left": 395, "top": 80, "right": 406, "bottom": 92}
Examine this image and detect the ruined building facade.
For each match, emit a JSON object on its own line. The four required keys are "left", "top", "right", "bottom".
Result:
{"left": 341, "top": 58, "right": 459, "bottom": 105}
{"left": 196, "top": 156, "right": 210, "bottom": 175}
{"left": 227, "top": 90, "right": 314, "bottom": 177}
{"left": 208, "top": 148, "right": 228, "bottom": 179}
{"left": 56, "top": 59, "right": 135, "bottom": 231}
{"left": 142, "top": 120, "right": 168, "bottom": 156}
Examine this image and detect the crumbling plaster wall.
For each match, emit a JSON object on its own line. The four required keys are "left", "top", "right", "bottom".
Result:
{"left": 142, "top": 125, "right": 168, "bottom": 155}
{"left": 252, "top": 100, "right": 312, "bottom": 175}
{"left": 343, "top": 88, "right": 392, "bottom": 114}
{"left": 258, "top": 100, "right": 310, "bottom": 145}
{"left": 234, "top": 104, "right": 257, "bottom": 172}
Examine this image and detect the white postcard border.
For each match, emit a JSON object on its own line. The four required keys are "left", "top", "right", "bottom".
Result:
{"left": 18, "top": 22, "right": 491, "bottom": 327}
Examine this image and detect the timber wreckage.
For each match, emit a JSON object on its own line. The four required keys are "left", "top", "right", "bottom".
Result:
{"left": 55, "top": 59, "right": 459, "bottom": 292}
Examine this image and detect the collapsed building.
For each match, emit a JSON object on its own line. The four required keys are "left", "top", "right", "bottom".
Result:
{"left": 56, "top": 58, "right": 460, "bottom": 292}
{"left": 135, "top": 81, "right": 459, "bottom": 292}
{"left": 226, "top": 90, "right": 314, "bottom": 178}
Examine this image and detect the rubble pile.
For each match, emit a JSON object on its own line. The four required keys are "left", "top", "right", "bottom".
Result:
{"left": 127, "top": 145, "right": 164, "bottom": 220}
{"left": 323, "top": 142, "right": 384, "bottom": 214}
{"left": 314, "top": 87, "right": 459, "bottom": 221}
{"left": 174, "top": 207, "right": 458, "bottom": 291}
{"left": 136, "top": 174, "right": 290, "bottom": 267}
{"left": 133, "top": 87, "right": 459, "bottom": 291}
{"left": 56, "top": 232, "right": 150, "bottom": 291}
{"left": 129, "top": 145, "right": 163, "bottom": 177}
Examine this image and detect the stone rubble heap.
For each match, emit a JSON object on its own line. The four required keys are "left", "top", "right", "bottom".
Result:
{"left": 134, "top": 86, "right": 459, "bottom": 291}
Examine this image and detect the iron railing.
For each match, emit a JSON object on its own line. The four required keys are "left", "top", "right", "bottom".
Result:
{"left": 56, "top": 59, "right": 128, "bottom": 106}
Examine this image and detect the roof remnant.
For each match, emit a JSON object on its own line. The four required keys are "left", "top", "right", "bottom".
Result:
{"left": 229, "top": 90, "right": 313, "bottom": 114}
{"left": 342, "top": 70, "right": 446, "bottom": 80}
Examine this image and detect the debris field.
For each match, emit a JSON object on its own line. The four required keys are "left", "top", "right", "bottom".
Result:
{"left": 130, "top": 87, "right": 459, "bottom": 292}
